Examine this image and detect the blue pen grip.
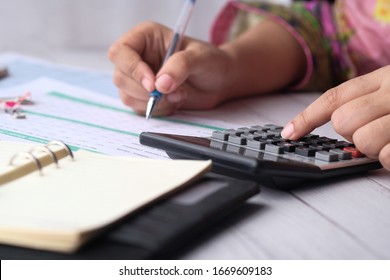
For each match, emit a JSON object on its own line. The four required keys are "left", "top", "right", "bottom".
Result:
{"left": 150, "top": 90, "right": 162, "bottom": 101}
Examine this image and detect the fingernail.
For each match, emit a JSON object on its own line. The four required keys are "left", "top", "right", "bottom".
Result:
{"left": 281, "top": 122, "right": 294, "bottom": 139}
{"left": 141, "top": 78, "right": 153, "bottom": 92}
{"left": 156, "top": 74, "right": 174, "bottom": 92}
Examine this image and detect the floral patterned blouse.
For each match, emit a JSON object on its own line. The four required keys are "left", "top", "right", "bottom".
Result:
{"left": 211, "top": 0, "right": 390, "bottom": 92}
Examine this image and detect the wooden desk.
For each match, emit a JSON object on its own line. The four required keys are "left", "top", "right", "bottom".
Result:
{"left": 1, "top": 53, "right": 389, "bottom": 260}
{"left": 177, "top": 92, "right": 390, "bottom": 259}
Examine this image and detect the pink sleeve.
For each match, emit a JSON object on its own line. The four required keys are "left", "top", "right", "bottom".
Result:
{"left": 209, "top": 1, "right": 339, "bottom": 92}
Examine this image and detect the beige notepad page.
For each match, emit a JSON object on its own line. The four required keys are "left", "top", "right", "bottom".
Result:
{"left": 0, "top": 141, "right": 212, "bottom": 253}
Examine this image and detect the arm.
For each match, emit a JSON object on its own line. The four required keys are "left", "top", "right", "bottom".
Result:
{"left": 108, "top": 19, "right": 306, "bottom": 116}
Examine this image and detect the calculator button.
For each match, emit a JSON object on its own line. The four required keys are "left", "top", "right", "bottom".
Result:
{"left": 322, "top": 143, "right": 337, "bottom": 150}
{"left": 247, "top": 139, "right": 266, "bottom": 150}
{"left": 335, "top": 141, "right": 354, "bottom": 148}
{"left": 329, "top": 149, "right": 353, "bottom": 160}
{"left": 249, "top": 125, "right": 269, "bottom": 132}
{"left": 267, "top": 129, "right": 283, "bottom": 136}
{"left": 242, "top": 133, "right": 261, "bottom": 141}
{"left": 226, "top": 144, "right": 246, "bottom": 154}
{"left": 224, "top": 129, "right": 239, "bottom": 136}
{"left": 315, "top": 151, "right": 339, "bottom": 162}
{"left": 278, "top": 142, "right": 297, "bottom": 152}
{"left": 228, "top": 135, "right": 247, "bottom": 145}
{"left": 317, "top": 137, "right": 337, "bottom": 143}
{"left": 211, "top": 131, "right": 230, "bottom": 141}
{"left": 295, "top": 147, "right": 317, "bottom": 157}
{"left": 263, "top": 124, "right": 283, "bottom": 130}
{"left": 210, "top": 140, "right": 227, "bottom": 151}
{"left": 235, "top": 127, "right": 247, "bottom": 136}
{"left": 309, "top": 144, "right": 330, "bottom": 151}
{"left": 291, "top": 141, "right": 310, "bottom": 147}
{"left": 343, "top": 147, "right": 365, "bottom": 158}
{"left": 265, "top": 138, "right": 282, "bottom": 145}
{"left": 265, "top": 144, "right": 284, "bottom": 154}
{"left": 243, "top": 127, "right": 258, "bottom": 134}
{"left": 254, "top": 132, "right": 275, "bottom": 139}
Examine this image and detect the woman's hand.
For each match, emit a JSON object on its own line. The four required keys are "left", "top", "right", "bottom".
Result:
{"left": 108, "top": 21, "right": 236, "bottom": 116}
{"left": 282, "top": 65, "right": 390, "bottom": 171}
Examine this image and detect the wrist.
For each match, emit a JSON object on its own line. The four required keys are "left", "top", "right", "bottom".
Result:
{"left": 218, "top": 43, "right": 242, "bottom": 101}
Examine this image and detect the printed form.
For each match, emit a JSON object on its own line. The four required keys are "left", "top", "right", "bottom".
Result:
{"left": 0, "top": 77, "right": 229, "bottom": 159}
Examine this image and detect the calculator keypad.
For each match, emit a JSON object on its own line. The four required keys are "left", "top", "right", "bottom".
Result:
{"left": 209, "top": 124, "right": 368, "bottom": 168}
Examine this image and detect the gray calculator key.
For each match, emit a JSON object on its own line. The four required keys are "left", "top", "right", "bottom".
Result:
{"left": 315, "top": 151, "right": 339, "bottom": 162}
{"left": 265, "top": 144, "right": 284, "bottom": 154}
{"left": 247, "top": 139, "right": 266, "bottom": 150}
{"left": 228, "top": 135, "right": 247, "bottom": 145}
{"left": 212, "top": 131, "right": 230, "bottom": 141}
{"left": 264, "top": 124, "right": 283, "bottom": 130}
{"left": 242, "top": 133, "right": 261, "bottom": 141}
{"left": 254, "top": 132, "right": 275, "bottom": 139}
{"left": 295, "top": 147, "right": 317, "bottom": 157}
{"left": 330, "top": 149, "right": 353, "bottom": 160}
{"left": 250, "top": 125, "right": 269, "bottom": 132}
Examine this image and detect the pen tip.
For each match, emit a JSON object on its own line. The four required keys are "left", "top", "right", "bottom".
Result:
{"left": 146, "top": 96, "right": 158, "bottom": 120}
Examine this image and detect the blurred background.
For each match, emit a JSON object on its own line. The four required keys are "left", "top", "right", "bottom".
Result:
{"left": 0, "top": 0, "right": 290, "bottom": 71}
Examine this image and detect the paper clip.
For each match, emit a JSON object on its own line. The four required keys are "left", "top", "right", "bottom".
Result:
{"left": 0, "top": 91, "right": 32, "bottom": 119}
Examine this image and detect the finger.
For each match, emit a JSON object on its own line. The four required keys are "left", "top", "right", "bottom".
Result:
{"left": 117, "top": 73, "right": 178, "bottom": 116}
{"left": 110, "top": 47, "right": 155, "bottom": 92}
{"left": 155, "top": 49, "right": 199, "bottom": 94}
{"left": 113, "top": 68, "right": 149, "bottom": 101}
{"left": 119, "top": 89, "right": 177, "bottom": 116}
{"left": 379, "top": 142, "right": 390, "bottom": 171}
{"left": 108, "top": 24, "right": 158, "bottom": 92}
{"left": 281, "top": 71, "right": 382, "bottom": 140}
{"left": 121, "top": 91, "right": 178, "bottom": 117}
{"left": 331, "top": 89, "right": 390, "bottom": 139}
{"left": 352, "top": 114, "right": 390, "bottom": 159}
{"left": 118, "top": 89, "right": 147, "bottom": 111}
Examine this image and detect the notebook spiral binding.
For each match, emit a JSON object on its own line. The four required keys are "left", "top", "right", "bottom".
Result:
{"left": 8, "top": 140, "right": 74, "bottom": 175}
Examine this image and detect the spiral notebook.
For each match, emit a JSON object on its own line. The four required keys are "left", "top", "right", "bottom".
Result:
{"left": 0, "top": 140, "right": 212, "bottom": 253}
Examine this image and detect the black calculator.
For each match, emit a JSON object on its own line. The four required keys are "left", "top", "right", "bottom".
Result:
{"left": 140, "top": 124, "right": 382, "bottom": 190}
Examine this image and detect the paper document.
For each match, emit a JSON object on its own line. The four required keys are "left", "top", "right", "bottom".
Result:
{"left": 0, "top": 77, "right": 229, "bottom": 158}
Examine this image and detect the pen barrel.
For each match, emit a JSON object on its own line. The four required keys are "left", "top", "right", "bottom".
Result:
{"left": 162, "top": 0, "right": 196, "bottom": 64}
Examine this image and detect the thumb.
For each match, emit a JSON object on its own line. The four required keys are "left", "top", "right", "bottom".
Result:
{"left": 154, "top": 50, "right": 198, "bottom": 94}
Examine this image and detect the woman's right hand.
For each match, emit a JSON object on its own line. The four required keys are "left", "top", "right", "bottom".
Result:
{"left": 108, "top": 21, "right": 236, "bottom": 116}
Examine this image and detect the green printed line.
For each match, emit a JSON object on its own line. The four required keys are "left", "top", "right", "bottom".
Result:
{"left": 48, "top": 91, "right": 225, "bottom": 131}
{"left": 154, "top": 116, "right": 225, "bottom": 131}
{"left": 22, "top": 110, "right": 140, "bottom": 138}
{"left": 0, "top": 129, "right": 80, "bottom": 151}
{"left": 48, "top": 91, "right": 135, "bottom": 115}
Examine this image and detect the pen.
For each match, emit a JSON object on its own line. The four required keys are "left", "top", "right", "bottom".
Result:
{"left": 145, "top": 0, "right": 197, "bottom": 120}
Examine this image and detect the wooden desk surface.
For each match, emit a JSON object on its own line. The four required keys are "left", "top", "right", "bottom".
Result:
{"left": 1, "top": 53, "right": 388, "bottom": 260}
{"left": 178, "top": 91, "right": 390, "bottom": 260}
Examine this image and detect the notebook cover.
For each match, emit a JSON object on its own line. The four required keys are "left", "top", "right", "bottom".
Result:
{"left": 0, "top": 174, "right": 259, "bottom": 259}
